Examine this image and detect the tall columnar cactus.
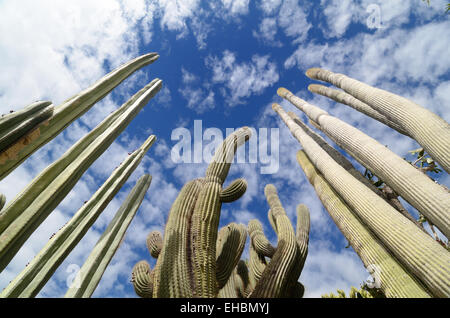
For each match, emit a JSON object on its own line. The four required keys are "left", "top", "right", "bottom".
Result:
{"left": 250, "top": 184, "right": 309, "bottom": 298}
{"left": 0, "top": 79, "right": 161, "bottom": 273}
{"left": 307, "top": 84, "right": 409, "bottom": 137}
{"left": 0, "top": 101, "right": 54, "bottom": 154}
{"left": 273, "top": 102, "right": 450, "bottom": 297}
{"left": 305, "top": 68, "right": 450, "bottom": 173}
{"left": 64, "top": 174, "right": 152, "bottom": 298}
{"left": 151, "top": 127, "right": 252, "bottom": 298}
{"left": 276, "top": 89, "right": 450, "bottom": 238}
{"left": 0, "top": 53, "right": 159, "bottom": 180}
{"left": 0, "top": 135, "right": 155, "bottom": 298}
{"left": 296, "top": 150, "right": 431, "bottom": 298}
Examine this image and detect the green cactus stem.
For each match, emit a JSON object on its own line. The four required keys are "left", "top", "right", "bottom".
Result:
{"left": 307, "top": 84, "right": 409, "bottom": 137}
{"left": 250, "top": 184, "right": 302, "bottom": 298}
{"left": 220, "top": 178, "right": 247, "bottom": 203}
{"left": 296, "top": 150, "right": 431, "bottom": 298}
{"left": 0, "top": 53, "right": 159, "bottom": 180}
{"left": 0, "top": 101, "right": 51, "bottom": 129}
{"left": 276, "top": 91, "right": 450, "bottom": 238}
{"left": 273, "top": 102, "right": 449, "bottom": 297}
{"left": 215, "top": 223, "right": 247, "bottom": 289}
{"left": 0, "top": 194, "right": 5, "bottom": 212}
{"left": 64, "top": 174, "right": 152, "bottom": 298}
{"left": 0, "top": 135, "right": 155, "bottom": 298}
{"left": 131, "top": 261, "right": 154, "bottom": 298}
{"left": 248, "top": 219, "right": 275, "bottom": 258}
{"left": 0, "top": 80, "right": 161, "bottom": 273}
{"left": 218, "top": 260, "right": 250, "bottom": 298}
{"left": 305, "top": 68, "right": 450, "bottom": 174}
{"left": 0, "top": 102, "right": 54, "bottom": 154}
{"left": 146, "top": 231, "right": 163, "bottom": 259}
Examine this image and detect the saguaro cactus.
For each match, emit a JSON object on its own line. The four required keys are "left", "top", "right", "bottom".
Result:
{"left": 151, "top": 127, "right": 252, "bottom": 298}
{"left": 0, "top": 53, "right": 159, "bottom": 180}
{"left": 0, "top": 135, "right": 155, "bottom": 297}
{"left": 273, "top": 102, "right": 450, "bottom": 297}
{"left": 305, "top": 68, "right": 450, "bottom": 173}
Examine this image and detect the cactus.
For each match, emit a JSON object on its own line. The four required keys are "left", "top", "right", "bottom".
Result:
{"left": 296, "top": 150, "right": 431, "bottom": 298}
{"left": 307, "top": 84, "right": 409, "bottom": 137}
{"left": 0, "top": 79, "right": 161, "bottom": 273}
{"left": 0, "top": 193, "right": 5, "bottom": 212}
{"left": 273, "top": 102, "right": 450, "bottom": 297}
{"left": 0, "top": 101, "right": 54, "bottom": 153}
{"left": 131, "top": 261, "right": 154, "bottom": 298}
{"left": 64, "top": 174, "right": 152, "bottom": 298}
{"left": 305, "top": 68, "right": 450, "bottom": 174}
{"left": 249, "top": 184, "right": 309, "bottom": 298}
{"left": 0, "top": 53, "right": 159, "bottom": 180}
{"left": 151, "top": 127, "right": 251, "bottom": 298}
{"left": 146, "top": 231, "right": 163, "bottom": 259}
{"left": 276, "top": 90, "right": 450, "bottom": 238}
{"left": 322, "top": 286, "right": 375, "bottom": 298}
{"left": 0, "top": 135, "right": 155, "bottom": 298}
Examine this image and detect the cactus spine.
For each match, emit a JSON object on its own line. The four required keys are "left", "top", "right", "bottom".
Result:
{"left": 0, "top": 135, "right": 155, "bottom": 298}
{"left": 0, "top": 79, "right": 161, "bottom": 272}
{"left": 305, "top": 68, "right": 450, "bottom": 174}
{"left": 277, "top": 89, "right": 450, "bottom": 238}
{"left": 273, "top": 102, "right": 450, "bottom": 297}
{"left": 0, "top": 53, "right": 159, "bottom": 180}
{"left": 65, "top": 174, "right": 152, "bottom": 298}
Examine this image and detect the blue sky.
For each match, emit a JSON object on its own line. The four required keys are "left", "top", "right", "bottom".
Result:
{"left": 0, "top": 0, "right": 449, "bottom": 298}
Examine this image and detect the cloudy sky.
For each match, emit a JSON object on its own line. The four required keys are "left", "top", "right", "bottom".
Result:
{"left": 0, "top": 0, "right": 449, "bottom": 298}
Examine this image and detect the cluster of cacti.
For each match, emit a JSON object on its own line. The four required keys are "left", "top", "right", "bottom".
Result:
{"left": 275, "top": 67, "right": 450, "bottom": 298}
{"left": 0, "top": 53, "right": 161, "bottom": 297}
{"left": 131, "top": 130, "right": 311, "bottom": 298}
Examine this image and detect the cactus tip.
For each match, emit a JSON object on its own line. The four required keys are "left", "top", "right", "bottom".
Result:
{"left": 305, "top": 68, "right": 322, "bottom": 79}
{"left": 277, "top": 87, "right": 290, "bottom": 98}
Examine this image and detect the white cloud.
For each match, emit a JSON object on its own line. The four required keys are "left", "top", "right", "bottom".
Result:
{"left": 206, "top": 51, "right": 279, "bottom": 105}
{"left": 253, "top": 18, "right": 282, "bottom": 46}
{"left": 179, "top": 68, "right": 216, "bottom": 114}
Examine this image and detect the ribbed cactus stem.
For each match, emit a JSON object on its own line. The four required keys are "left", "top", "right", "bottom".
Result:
{"left": 273, "top": 102, "right": 450, "bottom": 297}
{"left": 276, "top": 93, "right": 450, "bottom": 238}
{"left": 65, "top": 174, "right": 152, "bottom": 298}
{"left": 296, "top": 150, "right": 431, "bottom": 298}
{"left": 131, "top": 261, "right": 154, "bottom": 298}
{"left": 0, "top": 136, "right": 155, "bottom": 298}
{"left": 305, "top": 68, "right": 450, "bottom": 173}
{"left": 295, "top": 204, "right": 310, "bottom": 274}
{"left": 0, "top": 53, "right": 159, "bottom": 180}
{"left": 218, "top": 260, "right": 249, "bottom": 298}
{"left": 250, "top": 185, "right": 300, "bottom": 298}
{"left": 307, "top": 84, "right": 409, "bottom": 136}
{"left": 248, "top": 219, "right": 275, "bottom": 257}
{"left": 146, "top": 231, "right": 163, "bottom": 259}
{"left": 0, "top": 103, "right": 54, "bottom": 154}
{"left": 0, "top": 101, "right": 51, "bottom": 129}
{"left": 0, "top": 80, "right": 161, "bottom": 273}
{"left": 191, "top": 127, "right": 251, "bottom": 297}
{"left": 0, "top": 194, "right": 5, "bottom": 212}
{"left": 288, "top": 112, "right": 425, "bottom": 233}
{"left": 215, "top": 223, "right": 247, "bottom": 289}
{"left": 220, "top": 178, "right": 247, "bottom": 203}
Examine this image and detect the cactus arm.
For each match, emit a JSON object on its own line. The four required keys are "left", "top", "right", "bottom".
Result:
{"left": 0, "top": 80, "right": 161, "bottom": 273}
{"left": 131, "top": 261, "right": 154, "bottom": 298}
{"left": 297, "top": 150, "right": 431, "bottom": 297}
{"left": 305, "top": 68, "right": 450, "bottom": 173}
{"left": 307, "top": 84, "right": 409, "bottom": 136}
{"left": 276, "top": 93, "right": 450, "bottom": 238}
{"left": 146, "top": 231, "right": 163, "bottom": 259}
{"left": 190, "top": 127, "right": 251, "bottom": 298}
{"left": 0, "top": 104, "right": 54, "bottom": 153}
{"left": 274, "top": 101, "right": 450, "bottom": 297}
{"left": 294, "top": 204, "right": 310, "bottom": 276}
{"left": 0, "top": 101, "right": 52, "bottom": 130}
{"left": 0, "top": 136, "right": 154, "bottom": 297}
{"left": 0, "top": 53, "right": 159, "bottom": 180}
{"left": 215, "top": 223, "right": 247, "bottom": 289}
{"left": 220, "top": 178, "right": 247, "bottom": 203}
{"left": 64, "top": 174, "right": 152, "bottom": 298}
{"left": 152, "top": 179, "right": 204, "bottom": 298}
{"left": 248, "top": 219, "right": 275, "bottom": 258}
